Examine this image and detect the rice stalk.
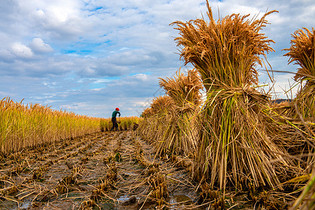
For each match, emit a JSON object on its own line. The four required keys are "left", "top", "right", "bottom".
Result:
{"left": 291, "top": 168, "right": 315, "bottom": 210}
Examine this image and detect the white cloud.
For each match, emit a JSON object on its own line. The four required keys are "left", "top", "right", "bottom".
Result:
{"left": 10, "top": 42, "right": 33, "bottom": 58}
{"left": 0, "top": 0, "right": 314, "bottom": 116}
{"left": 93, "top": 79, "right": 110, "bottom": 84}
{"left": 30, "top": 38, "right": 53, "bottom": 53}
{"left": 134, "top": 74, "right": 149, "bottom": 81}
{"left": 19, "top": 0, "right": 89, "bottom": 40}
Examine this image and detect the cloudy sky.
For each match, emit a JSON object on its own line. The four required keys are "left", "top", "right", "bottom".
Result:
{"left": 0, "top": 0, "right": 314, "bottom": 117}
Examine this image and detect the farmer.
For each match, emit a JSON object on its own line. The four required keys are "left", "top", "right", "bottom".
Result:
{"left": 111, "top": 107, "right": 121, "bottom": 131}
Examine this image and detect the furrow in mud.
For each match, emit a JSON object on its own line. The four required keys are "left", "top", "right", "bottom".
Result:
{"left": 0, "top": 131, "right": 202, "bottom": 209}
{"left": 0, "top": 132, "right": 114, "bottom": 209}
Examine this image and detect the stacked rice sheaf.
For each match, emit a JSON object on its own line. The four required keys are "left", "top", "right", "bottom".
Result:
{"left": 171, "top": 1, "right": 295, "bottom": 193}
{"left": 286, "top": 28, "right": 315, "bottom": 210}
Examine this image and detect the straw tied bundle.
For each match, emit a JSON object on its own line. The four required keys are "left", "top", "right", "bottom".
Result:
{"left": 172, "top": 2, "right": 294, "bottom": 193}
{"left": 285, "top": 27, "right": 315, "bottom": 125}
{"left": 138, "top": 96, "right": 175, "bottom": 143}
{"left": 157, "top": 69, "right": 203, "bottom": 156}
{"left": 285, "top": 29, "right": 315, "bottom": 210}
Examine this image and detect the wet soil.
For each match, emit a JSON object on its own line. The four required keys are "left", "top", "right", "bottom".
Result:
{"left": 0, "top": 131, "right": 206, "bottom": 209}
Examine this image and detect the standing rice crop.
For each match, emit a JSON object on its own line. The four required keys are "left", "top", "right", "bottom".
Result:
{"left": 172, "top": 1, "right": 293, "bottom": 193}
{"left": 100, "top": 117, "right": 141, "bottom": 131}
{"left": 0, "top": 97, "right": 101, "bottom": 154}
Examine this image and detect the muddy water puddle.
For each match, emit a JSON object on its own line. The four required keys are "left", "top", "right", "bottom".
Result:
{"left": 114, "top": 193, "right": 200, "bottom": 209}
{"left": 170, "top": 194, "right": 193, "bottom": 205}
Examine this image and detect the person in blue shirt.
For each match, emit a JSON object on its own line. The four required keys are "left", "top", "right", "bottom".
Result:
{"left": 111, "top": 108, "right": 121, "bottom": 131}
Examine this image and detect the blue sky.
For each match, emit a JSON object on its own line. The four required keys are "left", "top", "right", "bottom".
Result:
{"left": 0, "top": 0, "right": 314, "bottom": 117}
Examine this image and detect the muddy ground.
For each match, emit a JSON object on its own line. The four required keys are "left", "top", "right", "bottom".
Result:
{"left": 0, "top": 131, "right": 261, "bottom": 209}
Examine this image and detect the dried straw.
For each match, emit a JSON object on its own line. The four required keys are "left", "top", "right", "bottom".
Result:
{"left": 284, "top": 27, "right": 315, "bottom": 122}
{"left": 157, "top": 69, "right": 203, "bottom": 156}
{"left": 172, "top": 0, "right": 294, "bottom": 193}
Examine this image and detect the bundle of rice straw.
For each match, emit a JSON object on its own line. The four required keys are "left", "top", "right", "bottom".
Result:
{"left": 138, "top": 96, "right": 175, "bottom": 144}
{"left": 157, "top": 69, "right": 203, "bottom": 156}
{"left": 284, "top": 27, "right": 315, "bottom": 179}
{"left": 172, "top": 0, "right": 294, "bottom": 193}
{"left": 284, "top": 27, "right": 315, "bottom": 128}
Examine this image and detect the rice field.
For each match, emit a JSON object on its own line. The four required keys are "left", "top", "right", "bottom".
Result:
{"left": 0, "top": 97, "right": 140, "bottom": 154}
{"left": 1, "top": 1, "right": 314, "bottom": 209}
